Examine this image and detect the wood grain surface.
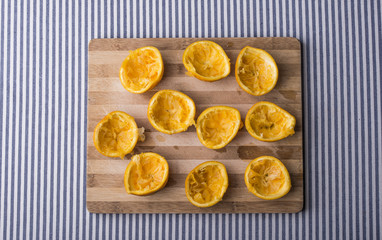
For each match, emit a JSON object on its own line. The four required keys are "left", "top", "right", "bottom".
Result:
{"left": 87, "top": 37, "right": 303, "bottom": 213}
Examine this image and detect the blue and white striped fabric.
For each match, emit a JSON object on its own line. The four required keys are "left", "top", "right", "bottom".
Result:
{"left": 0, "top": 0, "right": 381, "bottom": 239}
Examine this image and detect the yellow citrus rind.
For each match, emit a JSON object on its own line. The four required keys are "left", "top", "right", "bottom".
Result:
{"left": 119, "top": 46, "right": 164, "bottom": 93}
{"left": 235, "top": 46, "right": 278, "bottom": 96}
{"left": 147, "top": 90, "right": 196, "bottom": 134}
{"left": 244, "top": 156, "right": 291, "bottom": 200}
{"left": 185, "top": 161, "right": 229, "bottom": 207}
{"left": 183, "top": 40, "right": 230, "bottom": 81}
{"left": 245, "top": 101, "right": 296, "bottom": 142}
{"left": 124, "top": 152, "right": 169, "bottom": 195}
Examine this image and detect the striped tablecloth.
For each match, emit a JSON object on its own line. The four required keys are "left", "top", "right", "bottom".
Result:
{"left": 0, "top": 0, "right": 381, "bottom": 239}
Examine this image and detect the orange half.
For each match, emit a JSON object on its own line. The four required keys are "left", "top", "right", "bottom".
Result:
{"left": 147, "top": 90, "right": 196, "bottom": 134}
{"left": 196, "top": 106, "right": 242, "bottom": 149}
{"left": 124, "top": 152, "right": 169, "bottom": 195}
{"left": 245, "top": 101, "right": 296, "bottom": 142}
{"left": 119, "top": 46, "right": 164, "bottom": 93}
{"left": 183, "top": 41, "right": 230, "bottom": 81}
{"left": 185, "top": 161, "right": 229, "bottom": 207}
{"left": 244, "top": 156, "right": 291, "bottom": 200}
{"left": 235, "top": 46, "right": 278, "bottom": 96}
{"left": 93, "top": 111, "right": 144, "bottom": 159}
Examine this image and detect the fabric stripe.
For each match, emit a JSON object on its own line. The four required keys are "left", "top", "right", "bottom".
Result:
{"left": 0, "top": 0, "right": 5, "bottom": 236}
{"left": 0, "top": 0, "right": 382, "bottom": 239}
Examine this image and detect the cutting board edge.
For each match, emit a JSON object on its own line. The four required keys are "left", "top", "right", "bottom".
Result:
{"left": 85, "top": 200, "right": 304, "bottom": 214}
{"left": 88, "top": 37, "right": 301, "bottom": 51}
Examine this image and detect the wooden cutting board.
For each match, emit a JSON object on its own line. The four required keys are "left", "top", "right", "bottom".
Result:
{"left": 87, "top": 37, "right": 303, "bottom": 213}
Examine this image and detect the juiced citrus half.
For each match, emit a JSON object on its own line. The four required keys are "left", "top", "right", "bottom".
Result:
{"left": 124, "top": 152, "right": 169, "bottom": 195}
{"left": 235, "top": 46, "right": 278, "bottom": 96}
{"left": 93, "top": 111, "right": 144, "bottom": 159}
{"left": 147, "top": 89, "right": 196, "bottom": 134}
{"left": 196, "top": 106, "right": 242, "bottom": 149}
{"left": 244, "top": 156, "right": 291, "bottom": 200}
{"left": 119, "top": 46, "right": 164, "bottom": 93}
{"left": 185, "top": 161, "right": 229, "bottom": 207}
{"left": 183, "top": 41, "right": 230, "bottom": 81}
{"left": 245, "top": 101, "right": 295, "bottom": 142}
